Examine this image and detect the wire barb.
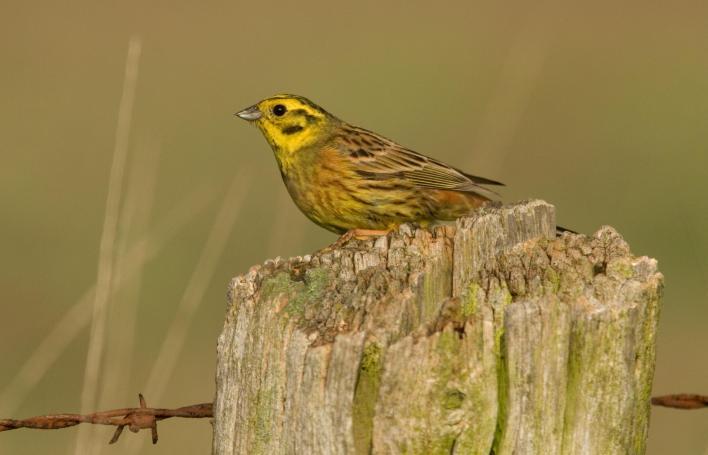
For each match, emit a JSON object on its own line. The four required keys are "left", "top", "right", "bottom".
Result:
{"left": 0, "top": 394, "right": 212, "bottom": 445}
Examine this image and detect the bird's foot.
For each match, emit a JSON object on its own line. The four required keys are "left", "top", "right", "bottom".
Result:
{"left": 343, "top": 228, "right": 391, "bottom": 241}
{"left": 317, "top": 229, "right": 391, "bottom": 255}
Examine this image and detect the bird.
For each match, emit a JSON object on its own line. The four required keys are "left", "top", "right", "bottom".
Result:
{"left": 235, "top": 94, "right": 506, "bottom": 240}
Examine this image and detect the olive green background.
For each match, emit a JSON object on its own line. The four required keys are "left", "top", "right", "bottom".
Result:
{"left": 1, "top": 1, "right": 707, "bottom": 454}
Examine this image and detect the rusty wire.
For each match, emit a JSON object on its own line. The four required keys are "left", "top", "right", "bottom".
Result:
{"left": 0, "top": 394, "right": 212, "bottom": 445}
{"left": 1, "top": 392, "right": 705, "bottom": 445}
{"left": 651, "top": 394, "right": 708, "bottom": 410}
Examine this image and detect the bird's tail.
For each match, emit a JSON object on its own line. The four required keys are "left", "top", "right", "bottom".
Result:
{"left": 556, "top": 225, "right": 578, "bottom": 235}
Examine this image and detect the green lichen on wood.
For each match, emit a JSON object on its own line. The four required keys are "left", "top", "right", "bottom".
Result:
{"left": 560, "top": 296, "right": 658, "bottom": 455}
{"left": 352, "top": 342, "right": 382, "bottom": 455}
{"left": 606, "top": 257, "right": 634, "bottom": 280}
{"left": 258, "top": 268, "right": 332, "bottom": 318}
{"left": 286, "top": 267, "right": 331, "bottom": 317}
{"left": 492, "top": 332, "right": 509, "bottom": 455}
{"left": 561, "top": 316, "right": 585, "bottom": 452}
{"left": 463, "top": 282, "right": 482, "bottom": 317}
{"left": 487, "top": 282, "right": 514, "bottom": 455}
{"left": 630, "top": 285, "right": 663, "bottom": 453}
{"left": 544, "top": 267, "right": 561, "bottom": 294}
{"left": 450, "top": 318, "right": 497, "bottom": 454}
{"left": 427, "top": 434, "right": 458, "bottom": 455}
{"left": 250, "top": 387, "right": 275, "bottom": 452}
{"left": 425, "top": 330, "right": 471, "bottom": 454}
{"left": 259, "top": 271, "right": 302, "bottom": 303}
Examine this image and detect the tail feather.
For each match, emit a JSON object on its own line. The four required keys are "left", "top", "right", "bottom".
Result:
{"left": 459, "top": 171, "right": 505, "bottom": 186}
{"left": 556, "top": 225, "right": 578, "bottom": 235}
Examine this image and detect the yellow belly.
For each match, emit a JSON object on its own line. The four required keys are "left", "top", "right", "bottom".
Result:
{"left": 276, "top": 146, "right": 487, "bottom": 234}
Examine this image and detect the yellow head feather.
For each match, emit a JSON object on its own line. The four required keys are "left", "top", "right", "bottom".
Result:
{"left": 236, "top": 94, "right": 338, "bottom": 171}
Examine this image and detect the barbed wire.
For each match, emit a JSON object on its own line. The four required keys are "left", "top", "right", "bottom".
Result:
{"left": 0, "top": 392, "right": 704, "bottom": 445}
{"left": 651, "top": 394, "right": 708, "bottom": 410}
{"left": 0, "top": 394, "right": 212, "bottom": 445}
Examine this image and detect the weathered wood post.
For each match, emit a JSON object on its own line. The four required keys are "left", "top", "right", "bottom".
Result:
{"left": 212, "top": 200, "right": 662, "bottom": 455}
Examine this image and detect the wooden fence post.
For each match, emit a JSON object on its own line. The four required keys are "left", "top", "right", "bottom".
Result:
{"left": 212, "top": 200, "right": 662, "bottom": 455}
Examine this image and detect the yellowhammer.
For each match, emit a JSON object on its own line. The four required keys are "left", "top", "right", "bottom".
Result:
{"left": 236, "top": 94, "right": 504, "bottom": 238}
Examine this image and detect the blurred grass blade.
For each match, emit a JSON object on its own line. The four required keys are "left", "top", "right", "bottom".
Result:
{"left": 75, "top": 35, "right": 142, "bottom": 454}
{"left": 96, "top": 140, "right": 161, "bottom": 417}
{"left": 144, "top": 173, "right": 250, "bottom": 400}
{"left": 0, "top": 185, "right": 216, "bottom": 417}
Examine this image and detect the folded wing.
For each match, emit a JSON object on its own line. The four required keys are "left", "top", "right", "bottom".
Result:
{"left": 335, "top": 125, "right": 504, "bottom": 201}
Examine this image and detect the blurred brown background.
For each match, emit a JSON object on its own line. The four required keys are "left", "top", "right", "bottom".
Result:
{"left": 1, "top": 0, "right": 707, "bottom": 453}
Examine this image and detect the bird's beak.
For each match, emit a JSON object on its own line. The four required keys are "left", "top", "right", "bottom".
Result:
{"left": 234, "top": 105, "right": 262, "bottom": 121}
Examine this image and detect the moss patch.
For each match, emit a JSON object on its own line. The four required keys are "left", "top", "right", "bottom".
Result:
{"left": 489, "top": 290, "right": 510, "bottom": 454}
{"left": 352, "top": 342, "right": 383, "bottom": 455}
{"left": 462, "top": 282, "right": 482, "bottom": 317}
{"left": 427, "top": 330, "right": 467, "bottom": 453}
{"left": 250, "top": 387, "right": 275, "bottom": 452}
{"left": 260, "top": 271, "right": 302, "bottom": 301}
{"left": 491, "top": 332, "right": 509, "bottom": 454}
{"left": 544, "top": 267, "right": 561, "bottom": 293}
{"left": 606, "top": 258, "right": 634, "bottom": 280}
{"left": 259, "top": 268, "right": 332, "bottom": 319}
{"left": 285, "top": 267, "right": 331, "bottom": 317}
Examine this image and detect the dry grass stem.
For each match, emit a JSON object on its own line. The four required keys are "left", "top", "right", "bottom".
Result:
{"left": 75, "top": 35, "right": 142, "bottom": 454}
{"left": 98, "top": 140, "right": 161, "bottom": 408}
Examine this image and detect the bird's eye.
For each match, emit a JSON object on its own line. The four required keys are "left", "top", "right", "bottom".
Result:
{"left": 273, "top": 104, "right": 287, "bottom": 116}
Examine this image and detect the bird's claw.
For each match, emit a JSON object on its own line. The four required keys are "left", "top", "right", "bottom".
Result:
{"left": 316, "top": 229, "right": 391, "bottom": 255}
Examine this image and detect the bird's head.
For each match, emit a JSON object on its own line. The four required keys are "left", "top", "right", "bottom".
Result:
{"left": 235, "top": 94, "right": 336, "bottom": 155}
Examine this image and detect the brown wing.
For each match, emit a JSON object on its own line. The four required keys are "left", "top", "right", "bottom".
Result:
{"left": 332, "top": 124, "right": 503, "bottom": 201}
